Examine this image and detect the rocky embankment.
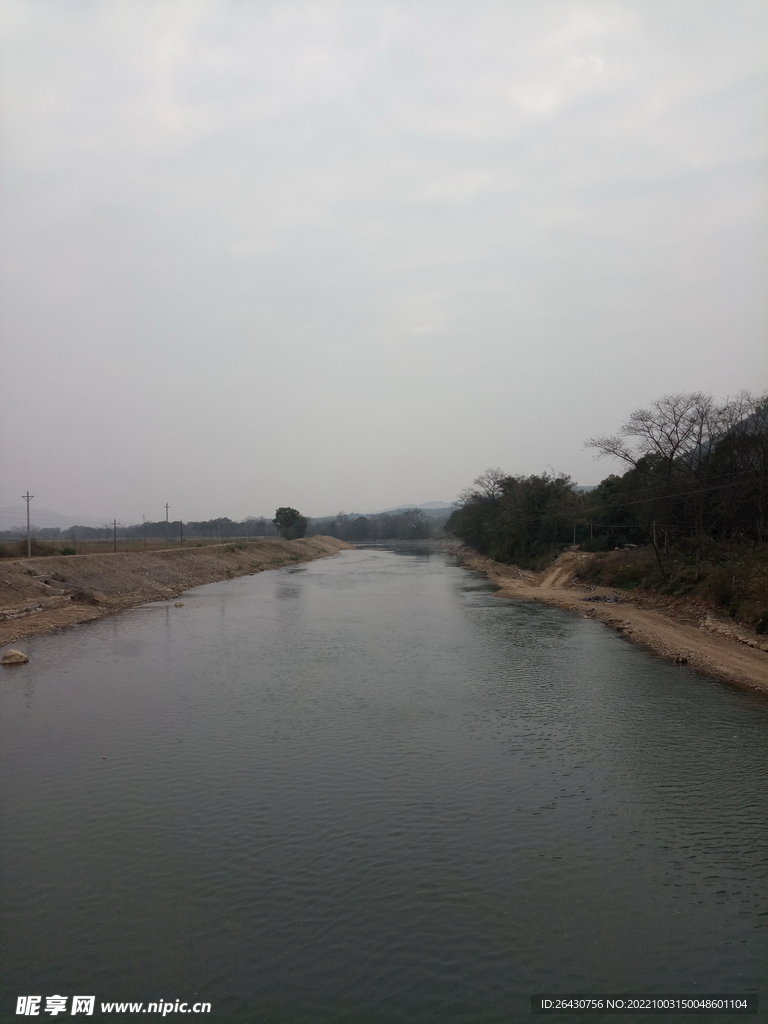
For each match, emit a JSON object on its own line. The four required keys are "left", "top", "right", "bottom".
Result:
{"left": 459, "top": 549, "right": 768, "bottom": 694}
{"left": 0, "top": 537, "right": 350, "bottom": 646}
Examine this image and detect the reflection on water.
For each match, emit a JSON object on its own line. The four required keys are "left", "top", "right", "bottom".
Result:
{"left": 1, "top": 548, "right": 766, "bottom": 1023}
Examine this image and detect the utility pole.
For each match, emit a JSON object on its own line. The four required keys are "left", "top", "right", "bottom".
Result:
{"left": 143, "top": 515, "right": 147, "bottom": 548}
{"left": 165, "top": 503, "right": 170, "bottom": 546}
{"left": 179, "top": 518, "right": 183, "bottom": 547}
{"left": 113, "top": 519, "right": 118, "bottom": 553}
{"left": 573, "top": 522, "right": 577, "bottom": 547}
{"left": 22, "top": 492, "right": 33, "bottom": 557}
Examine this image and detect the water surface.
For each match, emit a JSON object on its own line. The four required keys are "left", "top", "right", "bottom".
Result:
{"left": 2, "top": 548, "right": 766, "bottom": 1022}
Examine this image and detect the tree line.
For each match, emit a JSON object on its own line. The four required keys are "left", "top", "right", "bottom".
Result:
{"left": 307, "top": 508, "right": 435, "bottom": 542}
{"left": 1, "top": 506, "right": 441, "bottom": 547}
{"left": 446, "top": 391, "right": 768, "bottom": 569}
{"left": 0, "top": 516, "right": 280, "bottom": 543}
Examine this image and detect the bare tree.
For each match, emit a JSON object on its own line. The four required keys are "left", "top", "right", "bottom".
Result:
{"left": 458, "top": 468, "right": 507, "bottom": 504}
{"left": 587, "top": 391, "right": 767, "bottom": 546}
{"left": 587, "top": 393, "right": 718, "bottom": 473}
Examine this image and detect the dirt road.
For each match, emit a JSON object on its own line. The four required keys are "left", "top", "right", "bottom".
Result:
{"left": 0, "top": 537, "right": 350, "bottom": 647}
{"left": 461, "top": 550, "right": 768, "bottom": 694}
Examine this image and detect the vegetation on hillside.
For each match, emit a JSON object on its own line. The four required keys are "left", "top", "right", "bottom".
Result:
{"left": 446, "top": 391, "right": 768, "bottom": 626}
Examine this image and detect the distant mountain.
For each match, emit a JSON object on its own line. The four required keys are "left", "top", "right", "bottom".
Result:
{"left": 309, "top": 502, "right": 456, "bottom": 524}
{"left": 380, "top": 501, "right": 455, "bottom": 515}
{"left": 382, "top": 506, "right": 454, "bottom": 520}
{"left": 0, "top": 505, "right": 115, "bottom": 530}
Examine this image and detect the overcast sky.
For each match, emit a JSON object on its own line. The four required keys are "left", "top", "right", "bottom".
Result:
{"left": 1, "top": 0, "right": 766, "bottom": 525}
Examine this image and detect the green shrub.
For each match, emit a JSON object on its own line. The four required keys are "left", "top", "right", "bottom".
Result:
{"left": 59, "top": 547, "right": 77, "bottom": 555}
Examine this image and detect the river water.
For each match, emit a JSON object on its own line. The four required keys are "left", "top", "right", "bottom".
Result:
{"left": 1, "top": 548, "right": 766, "bottom": 1022}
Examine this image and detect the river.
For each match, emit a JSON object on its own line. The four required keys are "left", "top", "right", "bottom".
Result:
{"left": 1, "top": 547, "right": 766, "bottom": 1022}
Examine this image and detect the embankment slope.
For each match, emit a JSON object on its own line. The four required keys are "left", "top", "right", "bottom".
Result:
{"left": 460, "top": 550, "right": 768, "bottom": 694}
{"left": 0, "top": 537, "right": 350, "bottom": 645}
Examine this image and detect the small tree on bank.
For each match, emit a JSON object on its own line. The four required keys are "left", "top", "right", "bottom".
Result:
{"left": 273, "top": 507, "right": 308, "bottom": 540}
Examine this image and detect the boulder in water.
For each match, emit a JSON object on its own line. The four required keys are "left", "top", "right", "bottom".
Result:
{"left": 1, "top": 649, "right": 29, "bottom": 665}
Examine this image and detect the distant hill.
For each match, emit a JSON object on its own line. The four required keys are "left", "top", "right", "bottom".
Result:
{"left": 310, "top": 502, "right": 456, "bottom": 523}
{"left": 0, "top": 505, "right": 114, "bottom": 531}
{"left": 382, "top": 506, "right": 453, "bottom": 520}
{"left": 379, "top": 502, "right": 455, "bottom": 519}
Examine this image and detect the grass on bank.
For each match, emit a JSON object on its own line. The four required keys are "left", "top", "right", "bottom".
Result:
{"left": 574, "top": 542, "right": 768, "bottom": 633}
{"left": 0, "top": 537, "right": 270, "bottom": 559}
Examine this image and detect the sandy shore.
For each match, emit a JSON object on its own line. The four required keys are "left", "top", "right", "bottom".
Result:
{"left": 0, "top": 536, "right": 350, "bottom": 647}
{"left": 459, "top": 549, "right": 768, "bottom": 695}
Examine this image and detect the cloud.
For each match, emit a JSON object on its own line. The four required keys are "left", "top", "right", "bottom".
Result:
{"left": 0, "top": 0, "right": 765, "bottom": 517}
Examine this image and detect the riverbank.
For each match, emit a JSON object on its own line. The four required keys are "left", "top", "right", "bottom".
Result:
{"left": 0, "top": 536, "right": 350, "bottom": 646}
{"left": 458, "top": 548, "right": 768, "bottom": 694}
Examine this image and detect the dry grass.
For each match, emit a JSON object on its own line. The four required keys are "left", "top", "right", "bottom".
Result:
{"left": 0, "top": 536, "right": 266, "bottom": 558}
{"left": 574, "top": 543, "right": 768, "bottom": 630}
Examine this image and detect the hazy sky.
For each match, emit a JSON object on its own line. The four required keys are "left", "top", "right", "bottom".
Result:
{"left": 1, "top": 0, "right": 766, "bottom": 524}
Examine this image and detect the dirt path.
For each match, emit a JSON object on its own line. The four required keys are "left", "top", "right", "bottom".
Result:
{"left": 0, "top": 537, "right": 350, "bottom": 647}
{"left": 460, "top": 550, "right": 768, "bottom": 694}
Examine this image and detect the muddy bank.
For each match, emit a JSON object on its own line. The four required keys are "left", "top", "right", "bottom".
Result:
{"left": 0, "top": 537, "right": 350, "bottom": 646}
{"left": 458, "top": 549, "right": 768, "bottom": 695}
